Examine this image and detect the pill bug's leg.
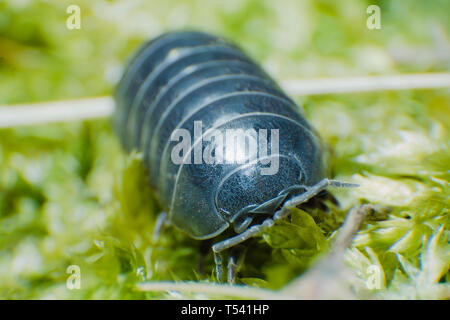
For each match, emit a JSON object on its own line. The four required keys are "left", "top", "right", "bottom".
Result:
{"left": 214, "top": 251, "right": 224, "bottom": 282}
{"left": 212, "top": 221, "right": 272, "bottom": 282}
{"left": 274, "top": 178, "right": 358, "bottom": 221}
{"left": 212, "top": 218, "right": 274, "bottom": 256}
{"left": 152, "top": 211, "right": 169, "bottom": 243}
{"left": 227, "top": 245, "right": 247, "bottom": 284}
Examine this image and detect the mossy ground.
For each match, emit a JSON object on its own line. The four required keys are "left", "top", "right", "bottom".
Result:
{"left": 0, "top": 0, "right": 448, "bottom": 299}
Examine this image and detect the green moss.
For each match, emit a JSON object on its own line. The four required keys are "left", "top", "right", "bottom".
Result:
{"left": 0, "top": 0, "right": 448, "bottom": 299}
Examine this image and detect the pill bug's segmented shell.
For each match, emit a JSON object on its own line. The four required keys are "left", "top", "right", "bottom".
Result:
{"left": 114, "top": 31, "right": 327, "bottom": 240}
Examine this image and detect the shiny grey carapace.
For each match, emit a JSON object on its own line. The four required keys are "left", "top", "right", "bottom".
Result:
{"left": 114, "top": 31, "right": 353, "bottom": 282}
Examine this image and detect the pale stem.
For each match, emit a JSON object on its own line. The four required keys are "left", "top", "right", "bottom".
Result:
{"left": 1, "top": 73, "right": 449, "bottom": 128}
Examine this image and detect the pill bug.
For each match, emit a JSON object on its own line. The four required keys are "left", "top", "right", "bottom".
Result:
{"left": 114, "top": 31, "right": 355, "bottom": 283}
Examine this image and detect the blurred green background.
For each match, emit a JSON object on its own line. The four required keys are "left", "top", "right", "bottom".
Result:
{"left": 0, "top": 0, "right": 448, "bottom": 299}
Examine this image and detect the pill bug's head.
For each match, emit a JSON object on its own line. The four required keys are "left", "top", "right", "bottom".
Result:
{"left": 214, "top": 153, "right": 324, "bottom": 233}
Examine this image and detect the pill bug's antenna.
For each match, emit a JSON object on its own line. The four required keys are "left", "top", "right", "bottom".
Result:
{"left": 1, "top": 73, "right": 450, "bottom": 128}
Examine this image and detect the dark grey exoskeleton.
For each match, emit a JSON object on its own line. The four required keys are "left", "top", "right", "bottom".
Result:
{"left": 114, "top": 31, "right": 356, "bottom": 283}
